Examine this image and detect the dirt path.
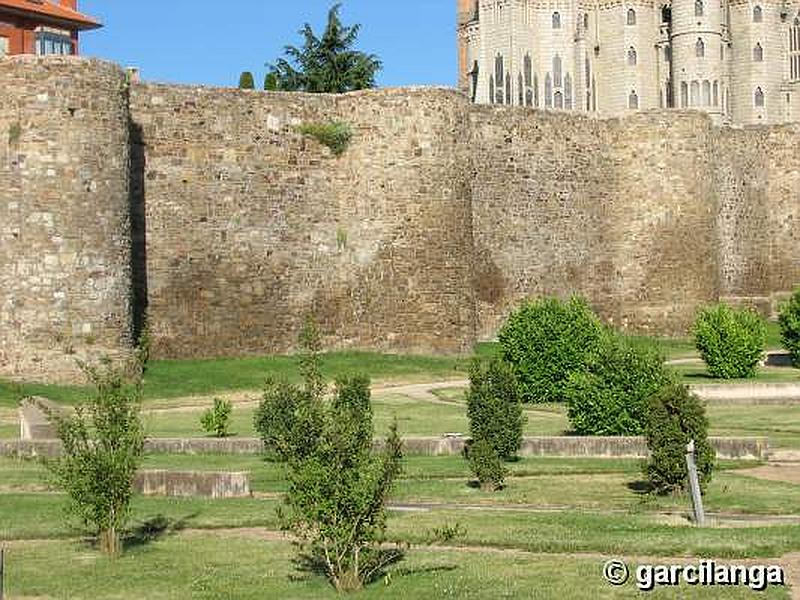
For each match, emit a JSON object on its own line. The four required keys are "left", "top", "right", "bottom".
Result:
{"left": 737, "top": 463, "right": 800, "bottom": 485}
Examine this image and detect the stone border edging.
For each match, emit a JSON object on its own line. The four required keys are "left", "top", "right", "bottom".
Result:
{"left": 0, "top": 436, "right": 768, "bottom": 460}
{"left": 690, "top": 382, "right": 800, "bottom": 403}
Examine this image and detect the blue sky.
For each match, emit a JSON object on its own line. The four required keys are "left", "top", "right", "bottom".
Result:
{"left": 80, "top": 1, "right": 457, "bottom": 89}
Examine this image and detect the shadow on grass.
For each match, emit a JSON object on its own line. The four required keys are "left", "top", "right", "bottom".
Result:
{"left": 627, "top": 480, "right": 654, "bottom": 495}
{"left": 123, "top": 512, "right": 197, "bottom": 550}
{"left": 289, "top": 547, "right": 407, "bottom": 587}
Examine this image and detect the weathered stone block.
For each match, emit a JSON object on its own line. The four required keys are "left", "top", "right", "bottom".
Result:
{"left": 133, "top": 470, "right": 251, "bottom": 499}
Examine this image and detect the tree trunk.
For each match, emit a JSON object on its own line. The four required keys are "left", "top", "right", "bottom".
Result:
{"left": 335, "top": 569, "right": 363, "bottom": 593}
{"left": 99, "top": 526, "right": 121, "bottom": 557}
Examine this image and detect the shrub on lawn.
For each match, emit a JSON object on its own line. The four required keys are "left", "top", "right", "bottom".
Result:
{"left": 200, "top": 398, "right": 233, "bottom": 438}
{"left": 254, "top": 317, "right": 326, "bottom": 461}
{"left": 466, "top": 358, "right": 525, "bottom": 461}
{"left": 282, "top": 375, "right": 404, "bottom": 593}
{"left": 643, "top": 383, "right": 715, "bottom": 495}
{"left": 779, "top": 289, "right": 800, "bottom": 368}
{"left": 498, "top": 296, "right": 605, "bottom": 403}
{"left": 694, "top": 303, "right": 766, "bottom": 379}
{"left": 467, "top": 439, "right": 508, "bottom": 491}
{"left": 565, "top": 334, "right": 673, "bottom": 436}
{"left": 44, "top": 360, "right": 145, "bottom": 557}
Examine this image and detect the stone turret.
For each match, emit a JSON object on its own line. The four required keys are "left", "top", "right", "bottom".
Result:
{"left": 669, "top": 0, "right": 725, "bottom": 120}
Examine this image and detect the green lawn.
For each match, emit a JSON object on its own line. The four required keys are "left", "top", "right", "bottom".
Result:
{"left": 5, "top": 535, "right": 787, "bottom": 599}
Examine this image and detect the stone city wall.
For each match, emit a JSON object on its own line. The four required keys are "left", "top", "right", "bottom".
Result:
{"left": 0, "top": 57, "right": 798, "bottom": 381}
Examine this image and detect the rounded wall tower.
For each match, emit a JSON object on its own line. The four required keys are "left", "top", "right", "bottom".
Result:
{"left": 670, "top": 0, "right": 724, "bottom": 120}
{"left": 0, "top": 57, "right": 134, "bottom": 383}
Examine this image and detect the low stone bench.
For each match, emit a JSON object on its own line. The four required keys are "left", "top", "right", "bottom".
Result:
{"left": 134, "top": 470, "right": 251, "bottom": 499}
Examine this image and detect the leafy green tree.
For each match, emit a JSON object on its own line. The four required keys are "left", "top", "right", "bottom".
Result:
{"left": 694, "top": 303, "right": 766, "bottom": 379}
{"left": 643, "top": 383, "right": 716, "bottom": 495}
{"left": 200, "top": 398, "right": 233, "bottom": 438}
{"left": 498, "top": 296, "right": 605, "bottom": 403}
{"left": 779, "top": 289, "right": 800, "bottom": 367}
{"left": 44, "top": 360, "right": 145, "bottom": 557}
{"left": 238, "top": 71, "right": 255, "bottom": 90}
{"left": 466, "top": 358, "right": 526, "bottom": 461}
{"left": 267, "top": 3, "right": 382, "bottom": 93}
{"left": 282, "top": 376, "right": 404, "bottom": 593}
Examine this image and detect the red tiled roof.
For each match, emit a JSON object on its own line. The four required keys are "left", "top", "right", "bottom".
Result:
{"left": 0, "top": 0, "right": 101, "bottom": 29}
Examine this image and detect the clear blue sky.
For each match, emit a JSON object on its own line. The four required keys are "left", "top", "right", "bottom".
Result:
{"left": 80, "top": 1, "right": 457, "bottom": 89}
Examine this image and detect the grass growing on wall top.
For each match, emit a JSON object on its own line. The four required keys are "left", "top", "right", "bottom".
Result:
{"left": 297, "top": 120, "right": 352, "bottom": 156}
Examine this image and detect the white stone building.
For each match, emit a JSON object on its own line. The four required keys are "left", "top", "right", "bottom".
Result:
{"left": 457, "top": 0, "right": 800, "bottom": 124}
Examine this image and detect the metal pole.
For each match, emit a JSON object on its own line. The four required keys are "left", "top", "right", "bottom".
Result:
{"left": 686, "top": 439, "right": 706, "bottom": 526}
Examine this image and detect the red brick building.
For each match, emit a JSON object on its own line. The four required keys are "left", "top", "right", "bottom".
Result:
{"left": 0, "top": 0, "right": 100, "bottom": 58}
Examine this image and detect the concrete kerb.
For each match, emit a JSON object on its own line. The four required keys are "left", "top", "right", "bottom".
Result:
{"left": 0, "top": 436, "right": 769, "bottom": 460}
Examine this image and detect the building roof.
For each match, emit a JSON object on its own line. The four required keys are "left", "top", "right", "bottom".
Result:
{"left": 0, "top": 0, "right": 101, "bottom": 30}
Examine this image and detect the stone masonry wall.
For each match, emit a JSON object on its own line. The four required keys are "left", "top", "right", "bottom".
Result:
{"left": 129, "top": 85, "right": 476, "bottom": 358}
{"left": 0, "top": 57, "right": 798, "bottom": 381}
{"left": 0, "top": 57, "right": 133, "bottom": 382}
{"left": 471, "top": 108, "right": 720, "bottom": 338}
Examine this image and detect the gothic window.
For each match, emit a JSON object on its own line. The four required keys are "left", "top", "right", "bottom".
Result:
{"left": 691, "top": 80, "right": 700, "bottom": 105}
{"left": 753, "top": 43, "right": 763, "bottom": 62}
{"left": 695, "top": 0, "right": 704, "bottom": 17}
{"left": 666, "top": 81, "right": 674, "bottom": 107}
{"left": 587, "top": 91, "right": 592, "bottom": 110}
{"left": 519, "top": 74, "right": 524, "bottom": 105}
{"left": 628, "top": 90, "right": 639, "bottom": 109}
{"left": 713, "top": 81, "right": 719, "bottom": 105}
{"left": 554, "top": 90, "right": 564, "bottom": 109}
{"left": 702, "top": 80, "right": 711, "bottom": 105}
{"left": 495, "top": 55, "right": 504, "bottom": 87}
{"left": 565, "top": 74, "right": 573, "bottom": 109}
{"left": 552, "top": 12, "right": 561, "bottom": 28}
{"left": 790, "top": 18, "right": 800, "bottom": 80}
{"left": 681, "top": 81, "right": 689, "bottom": 107}
{"left": 584, "top": 13, "right": 589, "bottom": 29}
{"left": 553, "top": 55, "right": 562, "bottom": 87}
{"left": 753, "top": 5, "right": 762, "bottom": 22}
{"left": 524, "top": 54, "right": 534, "bottom": 106}
{"left": 545, "top": 73, "right": 553, "bottom": 107}
{"left": 755, "top": 87, "right": 765, "bottom": 107}
{"left": 696, "top": 38, "right": 705, "bottom": 58}
{"left": 506, "top": 76, "right": 511, "bottom": 105}
{"left": 534, "top": 74, "right": 539, "bottom": 107}
{"left": 489, "top": 75, "right": 495, "bottom": 104}
{"left": 628, "top": 47, "right": 638, "bottom": 66}
{"left": 627, "top": 8, "right": 637, "bottom": 25}
{"left": 585, "top": 54, "right": 591, "bottom": 86}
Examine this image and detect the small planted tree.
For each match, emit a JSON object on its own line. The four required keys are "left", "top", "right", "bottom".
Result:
{"left": 643, "top": 383, "right": 715, "bottom": 495}
{"left": 464, "top": 358, "right": 523, "bottom": 491}
{"left": 282, "top": 375, "right": 404, "bottom": 593}
{"left": 200, "top": 398, "right": 233, "bottom": 438}
{"left": 565, "top": 334, "right": 673, "bottom": 436}
{"left": 254, "top": 317, "right": 326, "bottom": 461}
{"left": 466, "top": 358, "right": 526, "bottom": 461}
{"left": 238, "top": 71, "right": 255, "bottom": 90}
{"left": 779, "top": 289, "right": 800, "bottom": 368}
{"left": 44, "top": 360, "right": 145, "bottom": 557}
{"left": 498, "top": 296, "right": 605, "bottom": 403}
{"left": 694, "top": 303, "right": 766, "bottom": 379}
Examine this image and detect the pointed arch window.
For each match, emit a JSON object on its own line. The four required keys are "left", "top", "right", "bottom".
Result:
{"left": 713, "top": 81, "right": 719, "bottom": 105}
{"left": 754, "top": 87, "right": 765, "bottom": 107}
{"left": 696, "top": 38, "right": 705, "bottom": 58}
{"left": 702, "top": 80, "right": 711, "bottom": 105}
{"left": 681, "top": 81, "right": 689, "bottom": 107}
{"left": 518, "top": 74, "right": 524, "bottom": 105}
{"left": 565, "top": 74, "right": 573, "bottom": 109}
{"left": 753, "top": 5, "right": 763, "bottom": 22}
{"left": 489, "top": 76, "right": 495, "bottom": 104}
{"left": 524, "top": 54, "right": 534, "bottom": 106}
{"left": 534, "top": 74, "right": 539, "bottom": 107}
{"left": 554, "top": 90, "right": 564, "bottom": 109}
{"left": 627, "top": 8, "right": 637, "bottom": 25}
{"left": 628, "top": 47, "right": 638, "bottom": 66}
{"left": 553, "top": 55, "right": 562, "bottom": 87}
{"left": 545, "top": 73, "right": 553, "bottom": 108}
{"left": 789, "top": 18, "right": 800, "bottom": 80}
{"left": 695, "top": 0, "right": 704, "bottom": 17}
{"left": 628, "top": 90, "right": 639, "bottom": 109}
{"left": 690, "top": 80, "right": 700, "bottom": 105}
{"left": 552, "top": 12, "right": 561, "bottom": 28}
{"left": 753, "top": 43, "right": 763, "bottom": 62}
{"left": 505, "top": 76, "right": 511, "bottom": 105}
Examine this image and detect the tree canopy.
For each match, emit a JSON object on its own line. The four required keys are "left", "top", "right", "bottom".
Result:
{"left": 266, "top": 3, "right": 382, "bottom": 93}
